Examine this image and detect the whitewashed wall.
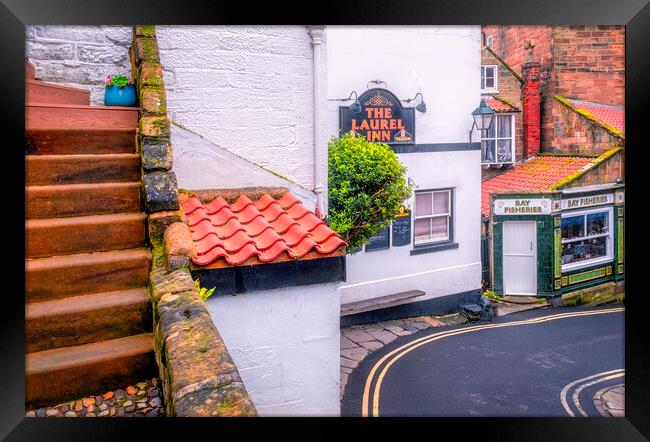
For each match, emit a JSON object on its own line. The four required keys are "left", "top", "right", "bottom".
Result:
{"left": 205, "top": 282, "right": 340, "bottom": 416}
{"left": 326, "top": 26, "right": 481, "bottom": 144}
{"left": 157, "top": 26, "right": 327, "bottom": 193}
{"left": 340, "top": 149, "right": 483, "bottom": 304}
{"left": 171, "top": 123, "right": 317, "bottom": 210}
{"left": 327, "top": 26, "right": 483, "bottom": 303}
{"left": 25, "top": 26, "right": 132, "bottom": 105}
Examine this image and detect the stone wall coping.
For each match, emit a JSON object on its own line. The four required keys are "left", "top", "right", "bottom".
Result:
{"left": 150, "top": 242, "right": 257, "bottom": 417}
{"left": 130, "top": 25, "right": 179, "bottom": 217}
{"left": 179, "top": 187, "right": 290, "bottom": 205}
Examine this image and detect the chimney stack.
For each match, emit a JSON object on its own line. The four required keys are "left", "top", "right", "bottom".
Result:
{"left": 522, "top": 60, "right": 542, "bottom": 158}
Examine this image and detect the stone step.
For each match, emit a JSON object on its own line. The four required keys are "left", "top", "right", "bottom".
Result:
{"left": 26, "top": 288, "right": 152, "bottom": 354}
{"left": 26, "top": 153, "right": 141, "bottom": 186}
{"left": 26, "top": 212, "right": 147, "bottom": 258}
{"left": 25, "top": 128, "right": 136, "bottom": 155}
{"left": 26, "top": 248, "right": 151, "bottom": 303}
{"left": 26, "top": 333, "right": 155, "bottom": 410}
{"left": 26, "top": 103, "right": 138, "bottom": 131}
{"left": 26, "top": 79, "right": 90, "bottom": 106}
{"left": 26, "top": 182, "right": 141, "bottom": 219}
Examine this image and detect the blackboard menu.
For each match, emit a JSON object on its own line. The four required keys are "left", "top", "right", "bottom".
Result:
{"left": 365, "top": 226, "right": 390, "bottom": 252}
{"left": 392, "top": 209, "right": 411, "bottom": 247}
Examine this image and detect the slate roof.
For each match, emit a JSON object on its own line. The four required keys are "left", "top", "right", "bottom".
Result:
{"left": 181, "top": 191, "right": 347, "bottom": 268}
{"left": 484, "top": 95, "right": 520, "bottom": 113}
{"left": 481, "top": 156, "right": 596, "bottom": 217}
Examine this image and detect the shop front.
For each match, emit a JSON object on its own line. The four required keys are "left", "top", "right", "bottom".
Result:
{"left": 489, "top": 183, "right": 624, "bottom": 298}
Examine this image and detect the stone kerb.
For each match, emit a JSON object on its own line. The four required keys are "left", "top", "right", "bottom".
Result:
{"left": 130, "top": 25, "right": 178, "bottom": 229}
{"left": 150, "top": 238, "right": 257, "bottom": 417}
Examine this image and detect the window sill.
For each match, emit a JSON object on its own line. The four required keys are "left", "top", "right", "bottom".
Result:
{"left": 410, "top": 241, "right": 459, "bottom": 256}
{"left": 561, "top": 256, "right": 614, "bottom": 273}
{"left": 481, "top": 161, "right": 515, "bottom": 166}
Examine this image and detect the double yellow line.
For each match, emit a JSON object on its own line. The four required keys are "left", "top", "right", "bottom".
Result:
{"left": 560, "top": 369, "right": 625, "bottom": 417}
{"left": 361, "top": 307, "right": 624, "bottom": 417}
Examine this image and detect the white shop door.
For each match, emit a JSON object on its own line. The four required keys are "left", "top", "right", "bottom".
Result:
{"left": 503, "top": 221, "right": 537, "bottom": 296}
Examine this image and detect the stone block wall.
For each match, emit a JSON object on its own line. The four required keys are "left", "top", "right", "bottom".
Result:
{"left": 26, "top": 26, "right": 132, "bottom": 105}
{"left": 553, "top": 26, "right": 625, "bottom": 107}
{"left": 482, "top": 25, "right": 554, "bottom": 85}
{"left": 565, "top": 150, "right": 624, "bottom": 188}
{"left": 155, "top": 26, "right": 322, "bottom": 191}
{"left": 550, "top": 99, "right": 624, "bottom": 155}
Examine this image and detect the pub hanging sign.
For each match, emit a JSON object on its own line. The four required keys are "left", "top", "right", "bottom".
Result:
{"left": 340, "top": 88, "right": 416, "bottom": 145}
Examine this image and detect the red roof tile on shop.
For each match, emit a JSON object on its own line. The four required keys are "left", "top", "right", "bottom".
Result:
{"left": 181, "top": 192, "right": 347, "bottom": 267}
{"left": 484, "top": 96, "right": 519, "bottom": 112}
{"left": 481, "top": 156, "right": 596, "bottom": 217}
{"left": 566, "top": 98, "right": 624, "bottom": 134}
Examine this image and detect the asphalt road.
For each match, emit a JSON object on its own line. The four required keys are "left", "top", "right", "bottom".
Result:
{"left": 341, "top": 305, "right": 624, "bottom": 417}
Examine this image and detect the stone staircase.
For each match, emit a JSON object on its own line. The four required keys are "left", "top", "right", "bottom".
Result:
{"left": 24, "top": 60, "right": 155, "bottom": 409}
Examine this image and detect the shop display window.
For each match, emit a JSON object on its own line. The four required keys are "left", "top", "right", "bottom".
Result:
{"left": 561, "top": 208, "right": 612, "bottom": 269}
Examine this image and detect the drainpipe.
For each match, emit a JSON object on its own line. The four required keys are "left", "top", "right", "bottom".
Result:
{"left": 308, "top": 25, "right": 326, "bottom": 219}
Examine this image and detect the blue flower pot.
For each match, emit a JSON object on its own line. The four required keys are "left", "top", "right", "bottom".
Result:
{"left": 104, "top": 84, "right": 137, "bottom": 107}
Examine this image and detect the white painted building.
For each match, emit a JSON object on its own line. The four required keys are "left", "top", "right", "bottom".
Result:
{"left": 326, "top": 26, "right": 483, "bottom": 320}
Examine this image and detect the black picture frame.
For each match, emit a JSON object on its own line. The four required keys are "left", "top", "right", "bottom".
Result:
{"left": 2, "top": 0, "right": 648, "bottom": 439}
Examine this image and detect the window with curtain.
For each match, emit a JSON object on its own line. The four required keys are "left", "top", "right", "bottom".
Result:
{"left": 481, "top": 114, "right": 514, "bottom": 164}
{"left": 414, "top": 190, "right": 452, "bottom": 245}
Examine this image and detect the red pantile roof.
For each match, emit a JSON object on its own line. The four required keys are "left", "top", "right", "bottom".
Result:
{"left": 484, "top": 96, "right": 519, "bottom": 113}
{"left": 481, "top": 156, "right": 596, "bottom": 217}
{"left": 181, "top": 191, "right": 347, "bottom": 268}
{"left": 568, "top": 98, "right": 624, "bottom": 134}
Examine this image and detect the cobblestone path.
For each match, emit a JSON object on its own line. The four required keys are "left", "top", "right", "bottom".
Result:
{"left": 26, "top": 378, "right": 164, "bottom": 417}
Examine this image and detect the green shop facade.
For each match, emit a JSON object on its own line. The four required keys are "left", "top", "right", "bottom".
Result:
{"left": 489, "top": 183, "right": 624, "bottom": 298}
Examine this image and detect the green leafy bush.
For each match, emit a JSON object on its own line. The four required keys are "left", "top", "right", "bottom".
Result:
{"left": 194, "top": 278, "right": 215, "bottom": 302}
{"left": 328, "top": 132, "right": 412, "bottom": 251}
{"left": 483, "top": 289, "right": 502, "bottom": 301}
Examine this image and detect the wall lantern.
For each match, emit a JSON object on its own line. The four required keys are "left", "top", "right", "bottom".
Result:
{"left": 331, "top": 91, "right": 362, "bottom": 113}
{"left": 348, "top": 91, "right": 362, "bottom": 114}
{"left": 403, "top": 93, "right": 427, "bottom": 113}
{"left": 469, "top": 99, "right": 495, "bottom": 143}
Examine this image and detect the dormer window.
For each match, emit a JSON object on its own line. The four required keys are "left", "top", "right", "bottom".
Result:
{"left": 481, "top": 65, "right": 497, "bottom": 93}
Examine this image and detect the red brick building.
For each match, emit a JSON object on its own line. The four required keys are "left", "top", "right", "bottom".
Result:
{"left": 481, "top": 25, "right": 624, "bottom": 156}
{"left": 479, "top": 26, "right": 625, "bottom": 294}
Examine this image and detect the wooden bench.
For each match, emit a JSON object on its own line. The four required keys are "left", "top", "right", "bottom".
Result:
{"left": 341, "top": 290, "right": 426, "bottom": 316}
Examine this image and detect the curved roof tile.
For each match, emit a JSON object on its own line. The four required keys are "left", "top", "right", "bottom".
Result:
{"left": 181, "top": 191, "right": 347, "bottom": 268}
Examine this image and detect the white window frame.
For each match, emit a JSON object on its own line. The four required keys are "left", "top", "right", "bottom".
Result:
{"left": 561, "top": 207, "right": 614, "bottom": 272}
{"left": 413, "top": 189, "right": 452, "bottom": 246}
{"left": 481, "top": 65, "right": 498, "bottom": 93}
{"left": 486, "top": 35, "right": 494, "bottom": 48}
{"left": 481, "top": 113, "right": 516, "bottom": 165}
